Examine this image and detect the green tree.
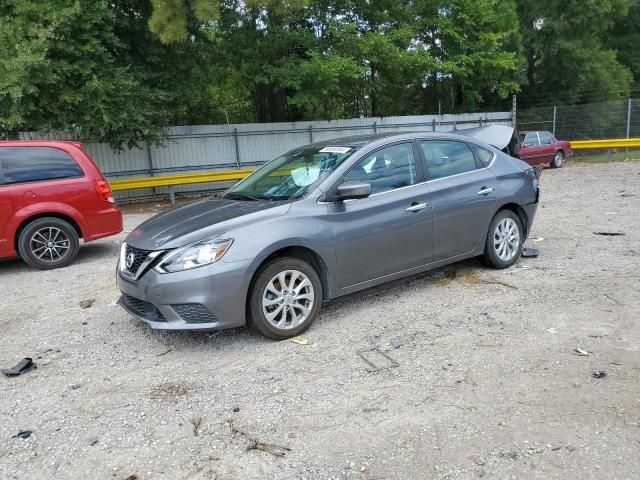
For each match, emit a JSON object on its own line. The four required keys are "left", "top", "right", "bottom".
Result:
{"left": 0, "top": 0, "right": 219, "bottom": 148}
{"left": 607, "top": 0, "right": 640, "bottom": 91}
{"left": 415, "top": 0, "right": 524, "bottom": 112}
{"left": 517, "top": 0, "right": 633, "bottom": 105}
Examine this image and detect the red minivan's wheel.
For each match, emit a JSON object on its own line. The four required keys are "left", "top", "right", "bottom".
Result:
{"left": 18, "top": 217, "right": 80, "bottom": 270}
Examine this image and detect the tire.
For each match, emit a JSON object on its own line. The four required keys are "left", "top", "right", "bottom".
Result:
{"left": 248, "top": 257, "right": 323, "bottom": 339}
{"left": 18, "top": 217, "right": 80, "bottom": 270}
{"left": 482, "top": 210, "right": 523, "bottom": 269}
{"left": 550, "top": 150, "right": 564, "bottom": 168}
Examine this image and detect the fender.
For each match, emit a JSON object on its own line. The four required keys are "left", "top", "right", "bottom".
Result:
{"left": 6, "top": 202, "right": 87, "bottom": 253}
{"left": 245, "top": 237, "right": 338, "bottom": 300}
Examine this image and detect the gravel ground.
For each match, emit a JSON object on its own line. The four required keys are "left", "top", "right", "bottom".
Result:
{"left": 1, "top": 161, "right": 639, "bottom": 480}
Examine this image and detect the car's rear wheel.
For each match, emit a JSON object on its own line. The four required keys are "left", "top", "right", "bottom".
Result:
{"left": 248, "top": 257, "right": 322, "bottom": 339}
{"left": 482, "top": 210, "right": 523, "bottom": 269}
{"left": 18, "top": 217, "right": 80, "bottom": 270}
{"left": 551, "top": 150, "right": 564, "bottom": 168}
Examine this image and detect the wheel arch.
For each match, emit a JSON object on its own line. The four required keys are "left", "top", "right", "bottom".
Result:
{"left": 249, "top": 245, "right": 332, "bottom": 302}
{"left": 15, "top": 213, "right": 83, "bottom": 254}
{"left": 495, "top": 202, "right": 529, "bottom": 239}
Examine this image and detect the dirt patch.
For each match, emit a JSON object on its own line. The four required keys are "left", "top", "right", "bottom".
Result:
{"left": 149, "top": 382, "right": 190, "bottom": 400}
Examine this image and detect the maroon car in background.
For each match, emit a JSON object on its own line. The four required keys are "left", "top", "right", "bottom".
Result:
{"left": 518, "top": 131, "right": 573, "bottom": 168}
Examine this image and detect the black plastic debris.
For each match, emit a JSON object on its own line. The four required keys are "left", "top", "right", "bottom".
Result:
{"left": 592, "top": 371, "right": 607, "bottom": 379}
{"left": 522, "top": 247, "right": 539, "bottom": 258}
{"left": 593, "top": 232, "right": 625, "bottom": 236}
{"left": 14, "top": 431, "right": 32, "bottom": 439}
{"left": 233, "top": 406, "right": 240, "bottom": 413}
{"left": 2, "top": 358, "right": 35, "bottom": 377}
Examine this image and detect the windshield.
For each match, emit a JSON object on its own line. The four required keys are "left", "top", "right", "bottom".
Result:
{"left": 224, "top": 145, "right": 357, "bottom": 201}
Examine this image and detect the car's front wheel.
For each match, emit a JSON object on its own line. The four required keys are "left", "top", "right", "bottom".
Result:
{"left": 551, "top": 150, "right": 564, "bottom": 168}
{"left": 248, "top": 257, "right": 323, "bottom": 339}
{"left": 18, "top": 217, "right": 80, "bottom": 270}
{"left": 482, "top": 210, "right": 523, "bottom": 269}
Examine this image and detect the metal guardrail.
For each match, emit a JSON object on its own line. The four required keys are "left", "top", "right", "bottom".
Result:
{"left": 109, "top": 169, "right": 255, "bottom": 203}
{"left": 109, "top": 137, "right": 640, "bottom": 203}
{"left": 571, "top": 138, "right": 640, "bottom": 149}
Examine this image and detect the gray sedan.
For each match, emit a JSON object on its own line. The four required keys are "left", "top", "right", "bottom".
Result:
{"left": 116, "top": 132, "right": 539, "bottom": 339}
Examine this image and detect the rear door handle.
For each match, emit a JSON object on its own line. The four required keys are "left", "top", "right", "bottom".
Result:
{"left": 406, "top": 202, "right": 429, "bottom": 212}
{"left": 477, "top": 187, "right": 494, "bottom": 196}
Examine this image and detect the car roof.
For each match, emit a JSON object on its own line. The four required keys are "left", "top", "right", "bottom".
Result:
{"left": 0, "top": 140, "right": 83, "bottom": 147}
{"left": 307, "top": 131, "right": 488, "bottom": 148}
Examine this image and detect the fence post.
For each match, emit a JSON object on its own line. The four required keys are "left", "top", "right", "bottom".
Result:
{"left": 432, "top": 118, "right": 436, "bottom": 132}
{"left": 512, "top": 94, "right": 517, "bottom": 127}
{"left": 146, "top": 141, "right": 157, "bottom": 200}
{"left": 479, "top": 116, "right": 483, "bottom": 127}
{"left": 626, "top": 98, "right": 631, "bottom": 160}
{"left": 308, "top": 125, "right": 313, "bottom": 143}
{"left": 552, "top": 105, "right": 557, "bottom": 136}
{"left": 373, "top": 121, "right": 377, "bottom": 134}
{"left": 233, "top": 128, "right": 241, "bottom": 169}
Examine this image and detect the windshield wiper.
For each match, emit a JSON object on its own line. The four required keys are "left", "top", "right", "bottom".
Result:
{"left": 225, "top": 194, "right": 263, "bottom": 201}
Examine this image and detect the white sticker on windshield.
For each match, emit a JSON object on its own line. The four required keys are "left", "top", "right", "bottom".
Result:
{"left": 319, "top": 146, "right": 351, "bottom": 154}
{"left": 291, "top": 166, "right": 321, "bottom": 187}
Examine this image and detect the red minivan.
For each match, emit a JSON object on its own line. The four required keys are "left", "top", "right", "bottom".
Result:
{"left": 0, "top": 141, "right": 123, "bottom": 269}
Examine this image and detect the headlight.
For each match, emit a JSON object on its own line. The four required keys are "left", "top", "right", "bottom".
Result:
{"left": 155, "top": 239, "right": 233, "bottom": 273}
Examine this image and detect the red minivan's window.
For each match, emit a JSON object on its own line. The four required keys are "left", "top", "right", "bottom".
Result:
{"left": 0, "top": 146, "right": 84, "bottom": 185}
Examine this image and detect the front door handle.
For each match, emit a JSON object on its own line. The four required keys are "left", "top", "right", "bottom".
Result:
{"left": 406, "top": 202, "right": 429, "bottom": 212}
{"left": 477, "top": 187, "right": 494, "bottom": 196}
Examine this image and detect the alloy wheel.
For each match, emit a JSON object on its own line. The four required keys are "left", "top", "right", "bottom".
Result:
{"left": 262, "top": 269, "right": 315, "bottom": 330}
{"left": 30, "top": 227, "right": 71, "bottom": 263}
{"left": 493, "top": 218, "right": 520, "bottom": 262}
{"left": 553, "top": 152, "right": 563, "bottom": 167}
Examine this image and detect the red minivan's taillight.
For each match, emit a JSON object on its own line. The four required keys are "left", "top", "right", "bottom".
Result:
{"left": 95, "top": 180, "right": 115, "bottom": 204}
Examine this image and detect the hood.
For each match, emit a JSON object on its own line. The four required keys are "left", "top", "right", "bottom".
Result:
{"left": 458, "top": 125, "right": 521, "bottom": 155}
{"left": 126, "top": 197, "right": 290, "bottom": 250}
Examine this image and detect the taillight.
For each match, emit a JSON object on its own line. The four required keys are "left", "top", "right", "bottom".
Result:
{"left": 95, "top": 180, "right": 115, "bottom": 204}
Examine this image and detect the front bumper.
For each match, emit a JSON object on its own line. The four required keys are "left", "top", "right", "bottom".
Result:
{"left": 116, "top": 258, "right": 253, "bottom": 330}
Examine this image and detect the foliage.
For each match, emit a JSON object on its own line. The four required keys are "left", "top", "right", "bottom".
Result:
{"left": 517, "top": 0, "right": 633, "bottom": 105}
{"left": 1, "top": 0, "right": 639, "bottom": 147}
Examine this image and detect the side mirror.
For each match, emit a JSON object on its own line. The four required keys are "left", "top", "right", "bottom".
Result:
{"left": 334, "top": 181, "right": 371, "bottom": 201}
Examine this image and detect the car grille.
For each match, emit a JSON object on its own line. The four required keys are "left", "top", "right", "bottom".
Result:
{"left": 125, "top": 245, "right": 154, "bottom": 275}
{"left": 171, "top": 304, "right": 218, "bottom": 324}
{"left": 123, "top": 294, "right": 166, "bottom": 322}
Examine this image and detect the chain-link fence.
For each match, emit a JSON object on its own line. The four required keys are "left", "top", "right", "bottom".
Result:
{"left": 518, "top": 98, "right": 640, "bottom": 140}
{"left": 518, "top": 98, "right": 640, "bottom": 161}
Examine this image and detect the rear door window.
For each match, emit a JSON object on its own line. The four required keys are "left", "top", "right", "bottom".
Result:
{"left": 0, "top": 147, "right": 84, "bottom": 185}
{"left": 420, "top": 141, "right": 479, "bottom": 180}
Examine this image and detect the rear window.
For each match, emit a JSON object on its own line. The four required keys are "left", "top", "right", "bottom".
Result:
{"left": 539, "top": 132, "right": 554, "bottom": 144}
{"left": 472, "top": 145, "right": 495, "bottom": 166}
{"left": 0, "top": 147, "right": 84, "bottom": 185}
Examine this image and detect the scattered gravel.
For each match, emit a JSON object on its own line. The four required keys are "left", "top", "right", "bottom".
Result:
{"left": 1, "top": 161, "right": 639, "bottom": 479}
